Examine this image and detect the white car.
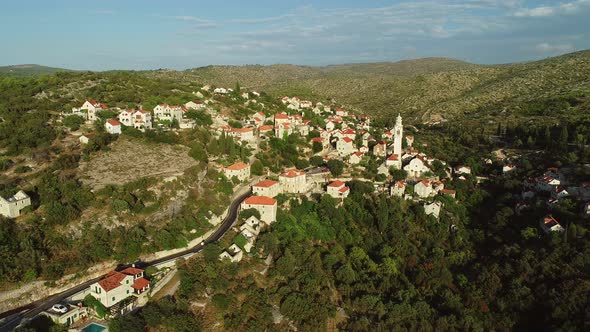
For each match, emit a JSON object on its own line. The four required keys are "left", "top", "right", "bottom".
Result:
{"left": 52, "top": 304, "right": 68, "bottom": 313}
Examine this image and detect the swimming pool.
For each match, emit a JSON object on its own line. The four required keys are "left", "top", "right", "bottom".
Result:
{"left": 81, "top": 322, "right": 107, "bottom": 332}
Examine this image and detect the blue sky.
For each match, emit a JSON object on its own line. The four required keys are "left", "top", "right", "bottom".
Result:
{"left": 0, "top": 0, "right": 588, "bottom": 70}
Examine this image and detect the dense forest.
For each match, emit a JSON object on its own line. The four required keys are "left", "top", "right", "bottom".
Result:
{"left": 106, "top": 120, "right": 590, "bottom": 331}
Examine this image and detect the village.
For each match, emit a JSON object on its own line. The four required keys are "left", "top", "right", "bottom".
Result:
{"left": 1, "top": 84, "right": 588, "bottom": 330}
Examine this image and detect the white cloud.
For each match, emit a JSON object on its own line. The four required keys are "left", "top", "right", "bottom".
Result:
{"left": 534, "top": 43, "right": 574, "bottom": 53}
{"left": 514, "top": 6, "right": 554, "bottom": 17}
{"left": 514, "top": 0, "right": 590, "bottom": 17}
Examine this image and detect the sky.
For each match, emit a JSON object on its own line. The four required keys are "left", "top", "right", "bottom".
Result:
{"left": 0, "top": 0, "right": 588, "bottom": 70}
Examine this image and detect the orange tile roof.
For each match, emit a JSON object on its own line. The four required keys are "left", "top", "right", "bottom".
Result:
{"left": 275, "top": 113, "right": 289, "bottom": 119}
{"left": 120, "top": 267, "right": 143, "bottom": 276}
{"left": 342, "top": 137, "right": 353, "bottom": 143}
{"left": 243, "top": 195, "right": 277, "bottom": 206}
{"left": 281, "top": 169, "right": 305, "bottom": 178}
{"left": 107, "top": 119, "right": 120, "bottom": 126}
{"left": 226, "top": 162, "right": 249, "bottom": 171}
{"left": 98, "top": 271, "right": 127, "bottom": 292}
{"left": 339, "top": 187, "right": 350, "bottom": 193}
{"left": 442, "top": 189, "right": 456, "bottom": 194}
{"left": 328, "top": 180, "right": 346, "bottom": 188}
{"left": 259, "top": 125, "right": 273, "bottom": 131}
{"left": 131, "top": 277, "right": 150, "bottom": 291}
{"left": 387, "top": 154, "right": 399, "bottom": 161}
{"left": 231, "top": 127, "right": 253, "bottom": 133}
{"left": 253, "top": 179, "right": 279, "bottom": 188}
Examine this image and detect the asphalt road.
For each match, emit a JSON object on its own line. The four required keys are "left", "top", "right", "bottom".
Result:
{"left": 0, "top": 189, "right": 252, "bottom": 332}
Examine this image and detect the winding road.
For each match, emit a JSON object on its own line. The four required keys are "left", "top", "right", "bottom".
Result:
{"left": 0, "top": 189, "right": 252, "bottom": 332}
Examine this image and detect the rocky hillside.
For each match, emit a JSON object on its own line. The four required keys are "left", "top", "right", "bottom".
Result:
{"left": 146, "top": 51, "right": 590, "bottom": 123}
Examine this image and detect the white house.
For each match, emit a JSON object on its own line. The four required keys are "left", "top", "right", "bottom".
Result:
{"left": 105, "top": 119, "right": 122, "bottom": 135}
{"left": 219, "top": 244, "right": 243, "bottom": 263}
{"left": 89, "top": 267, "right": 150, "bottom": 308}
{"left": 239, "top": 229, "right": 256, "bottom": 253}
{"left": 335, "top": 108, "right": 348, "bottom": 117}
{"left": 552, "top": 187, "right": 570, "bottom": 199}
{"left": 337, "top": 137, "right": 355, "bottom": 156}
{"left": 503, "top": 164, "right": 517, "bottom": 173}
{"left": 404, "top": 157, "right": 431, "bottom": 178}
{"left": 240, "top": 216, "right": 262, "bottom": 236}
{"left": 241, "top": 196, "right": 278, "bottom": 225}
{"left": 214, "top": 87, "right": 229, "bottom": 94}
{"left": 223, "top": 162, "right": 250, "bottom": 182}
{"left": 385, "top": 154, "right": 401, "bottom": 169}
{"left": 154, "top": 104, "right": 184, "bottom": 123}
{"left": 441, "top": 189, "right": 457, "bottom": 199}
{"left": 406, "top": 135, "right": 414, "bottom": 147}
{"left": 275, "top": 123, "right": 292, "bottom": 138}
{"left": 311, "top": 137, "right": 328, "bottom": 150}
{"left": 454, "top": 165, "right": 472, "bottom": 175}
{"left": 273, "top": 113, "right": 291, "bottom": 125}
{"left": 184, "top": 100, "right": 206, "bottom": 110}
{"left": 72, "top": 99, "right": 108, "bottom": 122}
{"left": 229, "top": 127, "right": 255, "bottom": 142}
{"left": 327, "top": 180, "right": 350, "bottom": 199}
{"left": 0, "top": 190, "right": 31, "bottom": 218}
{"left": 79, "top": 133, "right": 94, "bottom": 144}
{"left": 373, "top": 141, "right": 387, "bottom": 157}
{"left": 540, "top": 215, "right": 565, "bottom": 234}
{"left": 41, "top": 305, "right": 89, "bottom": 327}
{"left": 349, "top": 151, "right": 364, "bottom": 165}
{"left": 128, "top": 110, "right": 152, "bottom": 131}
{"left": 414, "top": 180, "right": 434, "bottom": 198}
{"left": 390, "top": 180, "right": 406, "bottom": 197}
{"left": 252, "top": 179, "right": 280, "bottom": 198}
{"left": 325, "top": 121, "right": 335, "bottom": 131}
{"left": 424, "top": 201, "right": 442, "bottom": 219}
{"left": 279, "top": 169, "right": 307, "bottom": 193}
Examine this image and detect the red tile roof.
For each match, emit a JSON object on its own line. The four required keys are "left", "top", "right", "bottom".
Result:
{"left": 98, "top": 271, "right": 127, "bottom": 292}
{"left": 106, "top": 119, "right": 120, "bottom": 126}
{"left": 328, "top": 180, "right": 346, "bottom": 188}
{"left": 339, "top": 187, "right": 350, "bottom": 193}
{"left": 131, "top": 277, "right": 150, "bottom": 291}
{"left": 311, "top": 137, "right": 324, "bottom": 142}
{"left": 342, "top": 137, "right": 353, "bottom": 143}
{"left": 253, "top": 179, "right": 278, "bottom": 188}
{"left": 120, "top": 267, "right": 143, "bottom": 276}
{"left": 441, "top": 189, "right": 456, "bottom": 195}
{"left": 387, "top": 154, "right": 399, "bottom": 161}
{"left": 259, "top": 125, "right": 273, "bottom": 131}
{"left": 281, "top": 169, "right": 305, "bottom": 178}
{"left": 275, "top": 113, "right": 289, "bottom": 119}
{"left": 231, "top": 127, "right": 253, "bottom": 133}
{"left": 243, "top": 195, "right": 277, "bottom": 206}
{"left": 226, "top": 162, "right": 250, "bottom": 171}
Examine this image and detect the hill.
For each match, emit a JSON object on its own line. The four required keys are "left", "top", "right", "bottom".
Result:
{"left": 0, "top": 64, "right": 72, "bottom": 77}
{"left": 145, "top": 51, "right": 590, "bottom": 123}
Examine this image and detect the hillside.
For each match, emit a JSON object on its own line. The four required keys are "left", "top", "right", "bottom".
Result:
{"left": 0, "top": 64, "right": 71, "bottom": 77}
{"left": 146, "top": 51, "right": 590, "bottom": 123}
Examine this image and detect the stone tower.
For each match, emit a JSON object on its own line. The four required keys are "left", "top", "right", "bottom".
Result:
{"left": 393, "top": 113, "right": 403, "bottom": 158}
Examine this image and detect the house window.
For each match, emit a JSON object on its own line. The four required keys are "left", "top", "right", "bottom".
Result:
{"left": 126, "top": 280, "right": 129, "bottom": 284}
{"left": 127, "top": 290, "right": 130, "bottom": 294}
{"left": 112, "top": 296, "right": 115, "bottom": 302}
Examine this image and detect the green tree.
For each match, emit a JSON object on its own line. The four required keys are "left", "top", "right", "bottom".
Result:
{"left": 327, "top": 159, "right": 344, "bottom": 177}
{"left": 251, "top": 160, "right": 264, "bottom": 176}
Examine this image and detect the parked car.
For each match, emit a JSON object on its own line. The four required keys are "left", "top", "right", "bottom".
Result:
{"left": 51, "top": 304, "right": 68, "bottom": 313}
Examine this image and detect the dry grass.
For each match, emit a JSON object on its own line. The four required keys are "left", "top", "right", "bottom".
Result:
{"left": 78, "top": 136, "right": 197, "bottom": 190}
